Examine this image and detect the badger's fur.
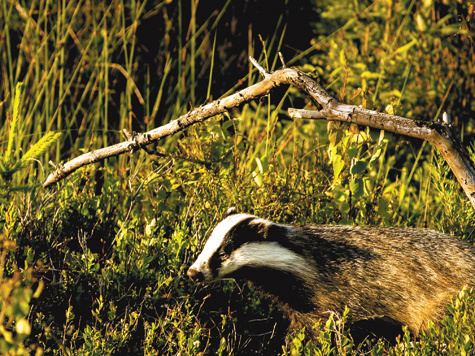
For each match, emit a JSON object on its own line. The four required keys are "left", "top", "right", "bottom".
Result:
{"left": 187, "top": 208, "right": 475, "bottom": 340}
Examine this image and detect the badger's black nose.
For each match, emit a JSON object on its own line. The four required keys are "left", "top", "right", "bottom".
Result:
{"left": 187, "top": 267, "right": 204, "bottom": 283}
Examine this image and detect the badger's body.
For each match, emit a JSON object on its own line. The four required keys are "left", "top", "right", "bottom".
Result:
{"left": 187, "top": 209, "right": 475, "bottom": 339}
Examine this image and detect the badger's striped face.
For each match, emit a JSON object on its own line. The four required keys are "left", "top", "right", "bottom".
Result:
{"left": 187, "top": 210, "right": 311, "bottom": 284}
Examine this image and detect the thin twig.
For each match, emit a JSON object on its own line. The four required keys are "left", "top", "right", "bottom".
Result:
{"left": 278, "top": 52, "right": 286, "bottom": 68}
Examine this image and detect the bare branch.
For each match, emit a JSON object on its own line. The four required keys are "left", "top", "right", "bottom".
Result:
{"left": 288, "top": 107, "right": 434, "bottom": 139}
{"left": 288, "top": 108, "right": 475, "bottom": 210}
{"left": 43, "top": 57, "right": 277, "bottom": 187}
{"left": 43, "top": 57, "right": 475, "bottom": 211}
{"left": 249, "top": 56, "right": 272, "bottom": 79}
{"left": 278, "top": 52, "right": 286, "bottom": 69}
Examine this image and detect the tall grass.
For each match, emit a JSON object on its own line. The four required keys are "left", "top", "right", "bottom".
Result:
{"left": 0, "top": 0, "right": 294, "bottom": 185}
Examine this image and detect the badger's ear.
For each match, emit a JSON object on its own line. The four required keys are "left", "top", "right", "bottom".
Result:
{"left": 226, "top": 207, "right": 238, "bottom": 216}
{"left": 263, "top": 223, "right": 288, "bottom": 240}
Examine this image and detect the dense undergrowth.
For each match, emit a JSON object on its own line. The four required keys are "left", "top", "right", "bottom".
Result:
{"left": 0, "top": 0, "right": 474, "bottom": 355}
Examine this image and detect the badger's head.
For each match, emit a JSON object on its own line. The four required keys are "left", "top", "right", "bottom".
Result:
{"left": 187, "top": 208, "right": 310, "bottom": 284}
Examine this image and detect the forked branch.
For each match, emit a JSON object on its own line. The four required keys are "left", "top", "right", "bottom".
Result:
{"left": 43, "top": 56, "right": 475, "bottom": 211}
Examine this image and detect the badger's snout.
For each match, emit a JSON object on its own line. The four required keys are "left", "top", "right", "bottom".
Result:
{"left": 187, "top": 267, "right": 204, "bottom": 283}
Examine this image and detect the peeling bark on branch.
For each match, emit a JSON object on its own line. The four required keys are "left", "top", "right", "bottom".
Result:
{"left": 287, "top": 107, "right": 475, "bottom": 211}
{"left": 43, "top": 57, "right": 475, "bottom": 211}
{"left": 42, "top": 76, "right": 277, "bottom": 188}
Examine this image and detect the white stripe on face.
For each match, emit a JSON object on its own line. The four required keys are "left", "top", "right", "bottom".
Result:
{"left": 219, "top": 241, "right": 314, "bottom": 281}
{"left": 189, "top": 213, "right": 257, "bottom": 278}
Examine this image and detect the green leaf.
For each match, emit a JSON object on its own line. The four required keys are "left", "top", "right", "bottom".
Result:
{"left": 369, "top": 145, "right": 383, "bottom": 165}
{"left": 393, "top": 38, "right": 418, "bottom": 56}
{"left": 350, "top": 178, "right": 365, "bottom": 199}
{"left": 255, "top": 157, "right": 264, "bottom": 174}
{"left": 328, "top": 127, "right": 344, "bottom": 148}
{"left": 360, "top": 71, "right": 381, "bottom": 79}
{"left": 347, "top": 146, "right": 358, "bottom": 160}
{"left": 15, "top": 319, "right": 31, "bottom": 338}
{"left": 332, "top": 154, "right": 344, "bottom": 181}
{"left": 221, "top": 119, "right": 235, "bottom": 131}
{"left": 252, "top": 171, "right": 262, "bottom": 187}
{"left": 5, "top": 82, "right": 24, "bottom": 164}
{"left": 350, "top": 160, "right": 368, "bottom": 175}
{"left": 236, "top": 141, "right": 247, "bottom": 151}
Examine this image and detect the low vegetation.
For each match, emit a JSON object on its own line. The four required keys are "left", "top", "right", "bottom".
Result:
{"left": 0, "top": 0, "right": 474, "bottom": 354}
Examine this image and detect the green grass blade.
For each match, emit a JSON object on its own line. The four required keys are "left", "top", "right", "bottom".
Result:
{"left": 5, "top": 82, "right": 24, "bottom": 165}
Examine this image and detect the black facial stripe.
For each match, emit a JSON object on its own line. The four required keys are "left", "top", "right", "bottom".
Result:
{"left": 208, "top": 251, "right": 222, "bottom": 277}
{"left": 222, "top": 217, "right": 261, "bottom": 252}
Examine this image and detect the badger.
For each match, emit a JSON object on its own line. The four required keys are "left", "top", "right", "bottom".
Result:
{"left": 187, "top": 208, "right": 475, "bottom": 340}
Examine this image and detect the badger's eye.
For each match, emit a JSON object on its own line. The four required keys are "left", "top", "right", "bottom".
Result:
{"left": 218, "top": 250, "right": 229, "bottom": 260}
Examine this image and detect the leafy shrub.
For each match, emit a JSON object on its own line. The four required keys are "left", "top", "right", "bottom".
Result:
{"left": 0, "top": 226, "right": 43, "bottom": 355}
